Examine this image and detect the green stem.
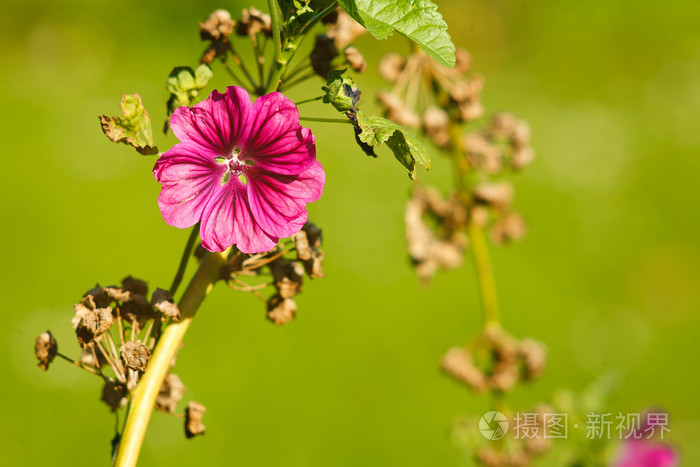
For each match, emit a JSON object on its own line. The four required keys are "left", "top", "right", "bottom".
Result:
{"left": 279, "top": 71, "right": 316, "bottom": 91}
{"left": 267, "top": 0, "right": 283, "bottom": 64}
{"left": 468, "top": 221, "right": 500, "bottom": 325}
{"left": 299, "top": 116, "right": 353, "bottom": 124}
{"left": 114, "top": 249, "right": 230, "bottom": 467}
{"left": 228, "top": 43, "right": 259, "bottom": 91}
{"left": 263, "top": 0, "right": 287, "bottom": 93}
{"left": 221, "top": 60, "right": 250, "bottom": 91}
{"left": 294, "top": 95, "right": 323, "bottom": 106}
{"left": 169, "top": 224, "right": 200, "bottom": 296}
{"left": 298, "top": 1, "right": 338, "bottom": 39}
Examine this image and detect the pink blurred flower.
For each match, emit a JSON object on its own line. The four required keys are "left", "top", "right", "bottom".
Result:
{"left": 615, "top": 439, "right": 677, "bottom": 467}
{"left": 154, "top": 86, "right": 324, "bottom": 253}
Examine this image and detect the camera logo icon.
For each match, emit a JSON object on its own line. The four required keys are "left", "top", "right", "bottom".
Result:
{"left": 479, "top": 411, "right": 509, "bottom": 440}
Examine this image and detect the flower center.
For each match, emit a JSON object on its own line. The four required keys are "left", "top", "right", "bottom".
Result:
{"left": 215, "top": 148, "right": 254, "bottom": 186}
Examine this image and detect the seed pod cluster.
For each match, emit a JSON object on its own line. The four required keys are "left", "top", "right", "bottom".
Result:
{"left": 224, "top": 222, "right": 326, "bottom": 325}
{"left": 440, "top": 326, "right": 547, "bottom": 393}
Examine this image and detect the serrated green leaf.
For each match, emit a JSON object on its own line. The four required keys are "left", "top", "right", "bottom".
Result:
{"left": 355, "top": 112, "right": 430, "bottom": 179}
{"left": 99, "top": 94, "right": 158, "bottom": 155}
{"left": 337, "top": 0, "right": 455, "bottom": 67}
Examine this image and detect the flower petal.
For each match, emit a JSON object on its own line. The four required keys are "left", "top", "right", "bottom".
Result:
{"left": 199, "top": 182, "right": 277, "bottom": 253}
{"left": 154, "top": 143, "right": 225, "bottom": 229}
{"left": 170, "top": 86, "right": 252, "bottom": 153}
{"left": 246, "top": 161, "right": 325, "bottom": 238}
{"left": 245, "top": 94, "right": 315, "bottom": 175}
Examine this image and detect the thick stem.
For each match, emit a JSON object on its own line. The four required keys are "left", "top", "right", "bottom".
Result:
{"left": 114, "top": 249, "right": 229, "bottom": 467}
{"left": 267, "top": 0, "right": 283, "bottom": 64}
{"left": 468, "top": 221, "right": 500, "bottom": 325}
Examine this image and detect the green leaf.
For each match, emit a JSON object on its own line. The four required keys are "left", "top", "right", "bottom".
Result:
{"left": 337, "top": 0, "right": 456, "bottom": 67}
{"left": 322, "top": 69, "right": 360, "bottom": 112}
{"left": 165, "top": 65, "right": 213, "bottom": 124}
{"left": 99, "top": 94, "right": 158, "bottom": 155}
{"left": 355, "top": 112, "right": 430, "bottom": 179}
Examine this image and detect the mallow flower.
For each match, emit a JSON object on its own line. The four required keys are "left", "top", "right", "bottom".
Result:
{"left": 154, "top": 86, "right": 324, "bottom": 253}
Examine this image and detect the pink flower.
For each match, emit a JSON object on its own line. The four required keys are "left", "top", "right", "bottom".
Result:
{"left": 154, "top": 86, "right": 324, "bottom": 253}
{"left": 615, "top": 439, "right": 678, "bottom": 467}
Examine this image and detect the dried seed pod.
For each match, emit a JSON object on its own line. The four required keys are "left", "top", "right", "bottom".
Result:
{"left": 476, "top": 446, "right": 504, "bottom": 467}
{"left": 377, "top": 90, "right": 404, "bottom": 113}
{"left": 310, "top": 34, "right": 339, "bottom": 79}
{"left": 473, "top": 181, "right": 514, "bottom": 209}
{"left": 344, "top": 46, "right": 367, "bottom": 73}
{"left": 511, "top": 147, "right": 535, "bottom": 170}
{"left": 269, "top": 260, "right": 304, "bottom": 298}
{"left": 405, "top": 187, "right": 467, "bottom": 284}
{"left": 76, "top": 307, "right": 114, "bottom": 348}
{"left": 200, "top": 9, "right": 235, "bottom": 41}
{"left": 488, "top": 361, "right": 520, "bottom": 391}
{"left": 470, "top": 205, "right": 490, "bottom": 228}
{"left": 292, "top": 230, "right": 312, "bottom": 261}
{"left": 449, "top": 80, "right": 475, "bottom": 103}
{"left": 505, "top": 450, "right": 531, "bottom": 467}
{"left": 101, "top": 380, "right": 128, "bottom": 412}
{"left": 302, "top": 222, "right": 323, "bottom": 248}
{"left": 122, "top": 276, "right": 148, "bottom": 297}
{"left": 440, "top": 347, "right": 487, "bottom": 392}
{"left": 156, "top": 374, "right": 186, "bottom": 413}
{"left": 84, "top": 286, "right": 111, "bottom": 308}
{"left": 454, "top": 48, "right": 472, "bottom": 75}
{"left": 35, "top": 331, "right": 57, "bottom": 371}
{"left": 236, "top": 7, "right": 272, "bottom": 40}
{"left": 121, "top": 295, "right": 157, "bottom": 333}
{"left": 185, "top": 401, "right": 207, "bottom": 438}
{"left": 490, "top": 212, "right": 527, "bottom": 245}
{"left": 200, "top": 9, "right": 235, "bottom": 64}
{"left": 103, "top": 286, "right": 132, "bottom": 303}
{"left": 379, "top": 53, "right": 405, "bottom": 82}
{"left": 120, "top": 340, "right": 151, "bottom": 372}
{"left": 151, "top": 288, "right": 180, "bottom": 320}
{"left": 490, "top": 112, "right": 531, "bottom": 148}
{"left": 422, "top": 105, "right": 450, "bottom": 148}
{"left": 325, "top": 9, "right": 366, "bottom": 48}
{"left": 518, "top": 338, "right": 547, "bottom": 380}
{"left": 303, "top": 249, "right": 325, "bottom": 279}
{"left": 463, "top": 132, "right": 502, "bottom": 174}
{"left": 266, "top": 294, "right": 297, "bottom": 325}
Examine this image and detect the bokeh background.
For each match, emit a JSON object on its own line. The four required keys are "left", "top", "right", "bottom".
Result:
{"left": 2, "top": 0, "right": 699, "bottom": 465}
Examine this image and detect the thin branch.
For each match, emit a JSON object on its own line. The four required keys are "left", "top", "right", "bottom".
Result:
{"left": 170, "top": 224, "right": 200, "bottom": 296}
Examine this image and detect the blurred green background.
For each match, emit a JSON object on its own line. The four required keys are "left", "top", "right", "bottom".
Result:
{"left": 2, "top": 0, "right": 699, "bottom": 465}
